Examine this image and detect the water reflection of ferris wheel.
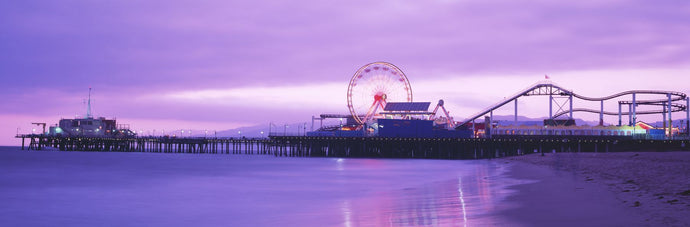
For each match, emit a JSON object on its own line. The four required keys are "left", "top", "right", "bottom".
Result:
{"left": 347, "top": 62, "right": 412, "bottom": 125}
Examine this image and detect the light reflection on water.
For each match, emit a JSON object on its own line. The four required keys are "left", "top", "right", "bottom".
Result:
{"left": 459, "top": 177, "right": 467, "bottom": 227}
{"left": 0, "top": 147, "right": 528, "bottom": 226}
{"left": 329, "top": 157, "right": 525, "bottom": 227}
{"left": 334, "top": 172, "right": 518, "bottom": 226}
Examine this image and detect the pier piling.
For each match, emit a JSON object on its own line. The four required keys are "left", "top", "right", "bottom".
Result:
{"left": 13, "top": 134, "right": 690, "bottom": 160}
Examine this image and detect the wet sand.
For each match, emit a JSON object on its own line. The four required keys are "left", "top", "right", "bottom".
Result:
{"left": 502, "top": 152, "right": 690, "bottom": 226}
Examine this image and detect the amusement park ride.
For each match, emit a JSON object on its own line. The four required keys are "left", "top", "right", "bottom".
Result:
{"left": 346, "top": 62, "right": 413, "bottom": 125}
{"left": 310, "top": 62, "right": 467, "bottom": 137}
{"left": 309, "top": 62, "right": 690, "bottom": 139}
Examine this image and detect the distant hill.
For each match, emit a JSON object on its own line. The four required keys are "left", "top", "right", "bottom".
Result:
{"left": 646, "top": 119, "right": 688, "bottom": 128}
{"left": 214, "top": 124, "right": 270, "bottom": 138}
{"left": 213, "top": 122, "right": 313, "bottom": 138}
{"left": 205, "top": 115, "right": 613, "bottom": 138}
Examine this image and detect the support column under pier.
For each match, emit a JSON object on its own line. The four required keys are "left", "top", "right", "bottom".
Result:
{"left": 489, "top": 111, "right": 493, "bottom": 139}
{"left": 549, "top": 94, "right": 553, "bottom": 119}
{"left": 599, "top": 100, "right": 600, "bottom": 126}
{"left": 666, "top": 93, "right": 673, "bottom": 138}
{"left": 514, "top": 99, "right": 518, "bottom": 124}
{"left": 618, "top": 103, "right": 622, "bottom": 126}
{"left": 569, "top": 94, "right": 573, "bottom": 119}
{"left": 632, "top": 93, "right": 637, "bottom": 125}
{"left": 663, "top": 104, "right": 667, "bottom": 130}
{"left": 628, "top": 104, "right": 632, "bottom": 126}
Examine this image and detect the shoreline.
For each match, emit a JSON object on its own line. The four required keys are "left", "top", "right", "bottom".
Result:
{"left": 500, "top": 152, "right": 690, "bottom": 226}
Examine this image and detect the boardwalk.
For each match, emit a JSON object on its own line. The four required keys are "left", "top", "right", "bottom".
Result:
{"left": 15, "top": 134, "right": 690, "bottom": 160}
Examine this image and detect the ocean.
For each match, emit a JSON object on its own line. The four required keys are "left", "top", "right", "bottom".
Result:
{"left": 0, "top": 146, "right": 530, "bottom": 226}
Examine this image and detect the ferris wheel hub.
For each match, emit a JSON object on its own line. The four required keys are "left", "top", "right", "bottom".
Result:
{"left": 374, "top": 93, "right": 387, "bottom": 101}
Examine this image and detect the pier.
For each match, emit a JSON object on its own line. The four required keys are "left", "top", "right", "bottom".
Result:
{"left": 16, "top": 135, "right": 272, "bottom": 155}
{"left": 14, "top": 64, "right": 690, "bottom": 160}
{"left": 15, "top": 134, "right": 690, "bottom": 159}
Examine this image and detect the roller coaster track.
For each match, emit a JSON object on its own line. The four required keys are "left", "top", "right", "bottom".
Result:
{"left": 553, "top": 107, "right": 686, "bottom": 118}
{"left": 571, "top": 90, "right": 686, "bottom": 102}
{"left": 457, "top": 81, "right": 687, "bottom": 127}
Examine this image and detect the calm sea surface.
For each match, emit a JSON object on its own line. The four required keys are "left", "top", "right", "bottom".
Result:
{"left": 0, "top": 146, "right": 528, "bottom": 226}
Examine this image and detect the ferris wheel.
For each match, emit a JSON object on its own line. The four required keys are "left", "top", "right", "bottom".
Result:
{"left": 347, "top": 62, "right": 413, "bottom": 125}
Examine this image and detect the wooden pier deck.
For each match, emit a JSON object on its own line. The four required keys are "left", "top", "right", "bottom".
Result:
{"left": 15, "top": 134, "right": 690, "bottom": 159}
{"left": 16, "top": 135, "right": 272, "bottom": 155}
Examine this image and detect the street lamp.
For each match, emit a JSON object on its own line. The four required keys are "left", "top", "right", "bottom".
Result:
{"left": 238, "top": 130, "right": 242, "bottom": 137}
{"left": 284, "top": 124, "right": 288, "bottom": 135}
{"left": 260, "top": 131, "right": 264, "bottom": 137}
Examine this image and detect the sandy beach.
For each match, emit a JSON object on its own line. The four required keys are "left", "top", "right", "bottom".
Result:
{"left": 502, "top": 152, "right": 690, "bottom": 226}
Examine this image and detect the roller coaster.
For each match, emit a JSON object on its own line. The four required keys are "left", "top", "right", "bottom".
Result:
{"left": 307, "top": 62, "right": 689, "bottom": 139}
{"left": 456, "top": 81, "right": 689, "bottom": 132}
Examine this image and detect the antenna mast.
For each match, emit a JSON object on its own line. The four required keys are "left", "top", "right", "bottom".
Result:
{"left": 86, "top": 87, "right": 93, "bottom": 119}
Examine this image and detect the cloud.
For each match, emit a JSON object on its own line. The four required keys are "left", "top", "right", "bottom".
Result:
{"left": 154, "top": 82, "right": 346, "bottom": 111}
{"left": 2, "top": 0, "right": 689, "bottom": 93}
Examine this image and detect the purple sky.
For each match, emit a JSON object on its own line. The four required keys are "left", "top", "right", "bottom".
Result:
{"left": 2, "top": 1, "right": 690, "bottom": 145}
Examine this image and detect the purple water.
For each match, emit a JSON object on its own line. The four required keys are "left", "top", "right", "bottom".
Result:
{"left": 0, "top": 146, "right": 526, "bottom": 226}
